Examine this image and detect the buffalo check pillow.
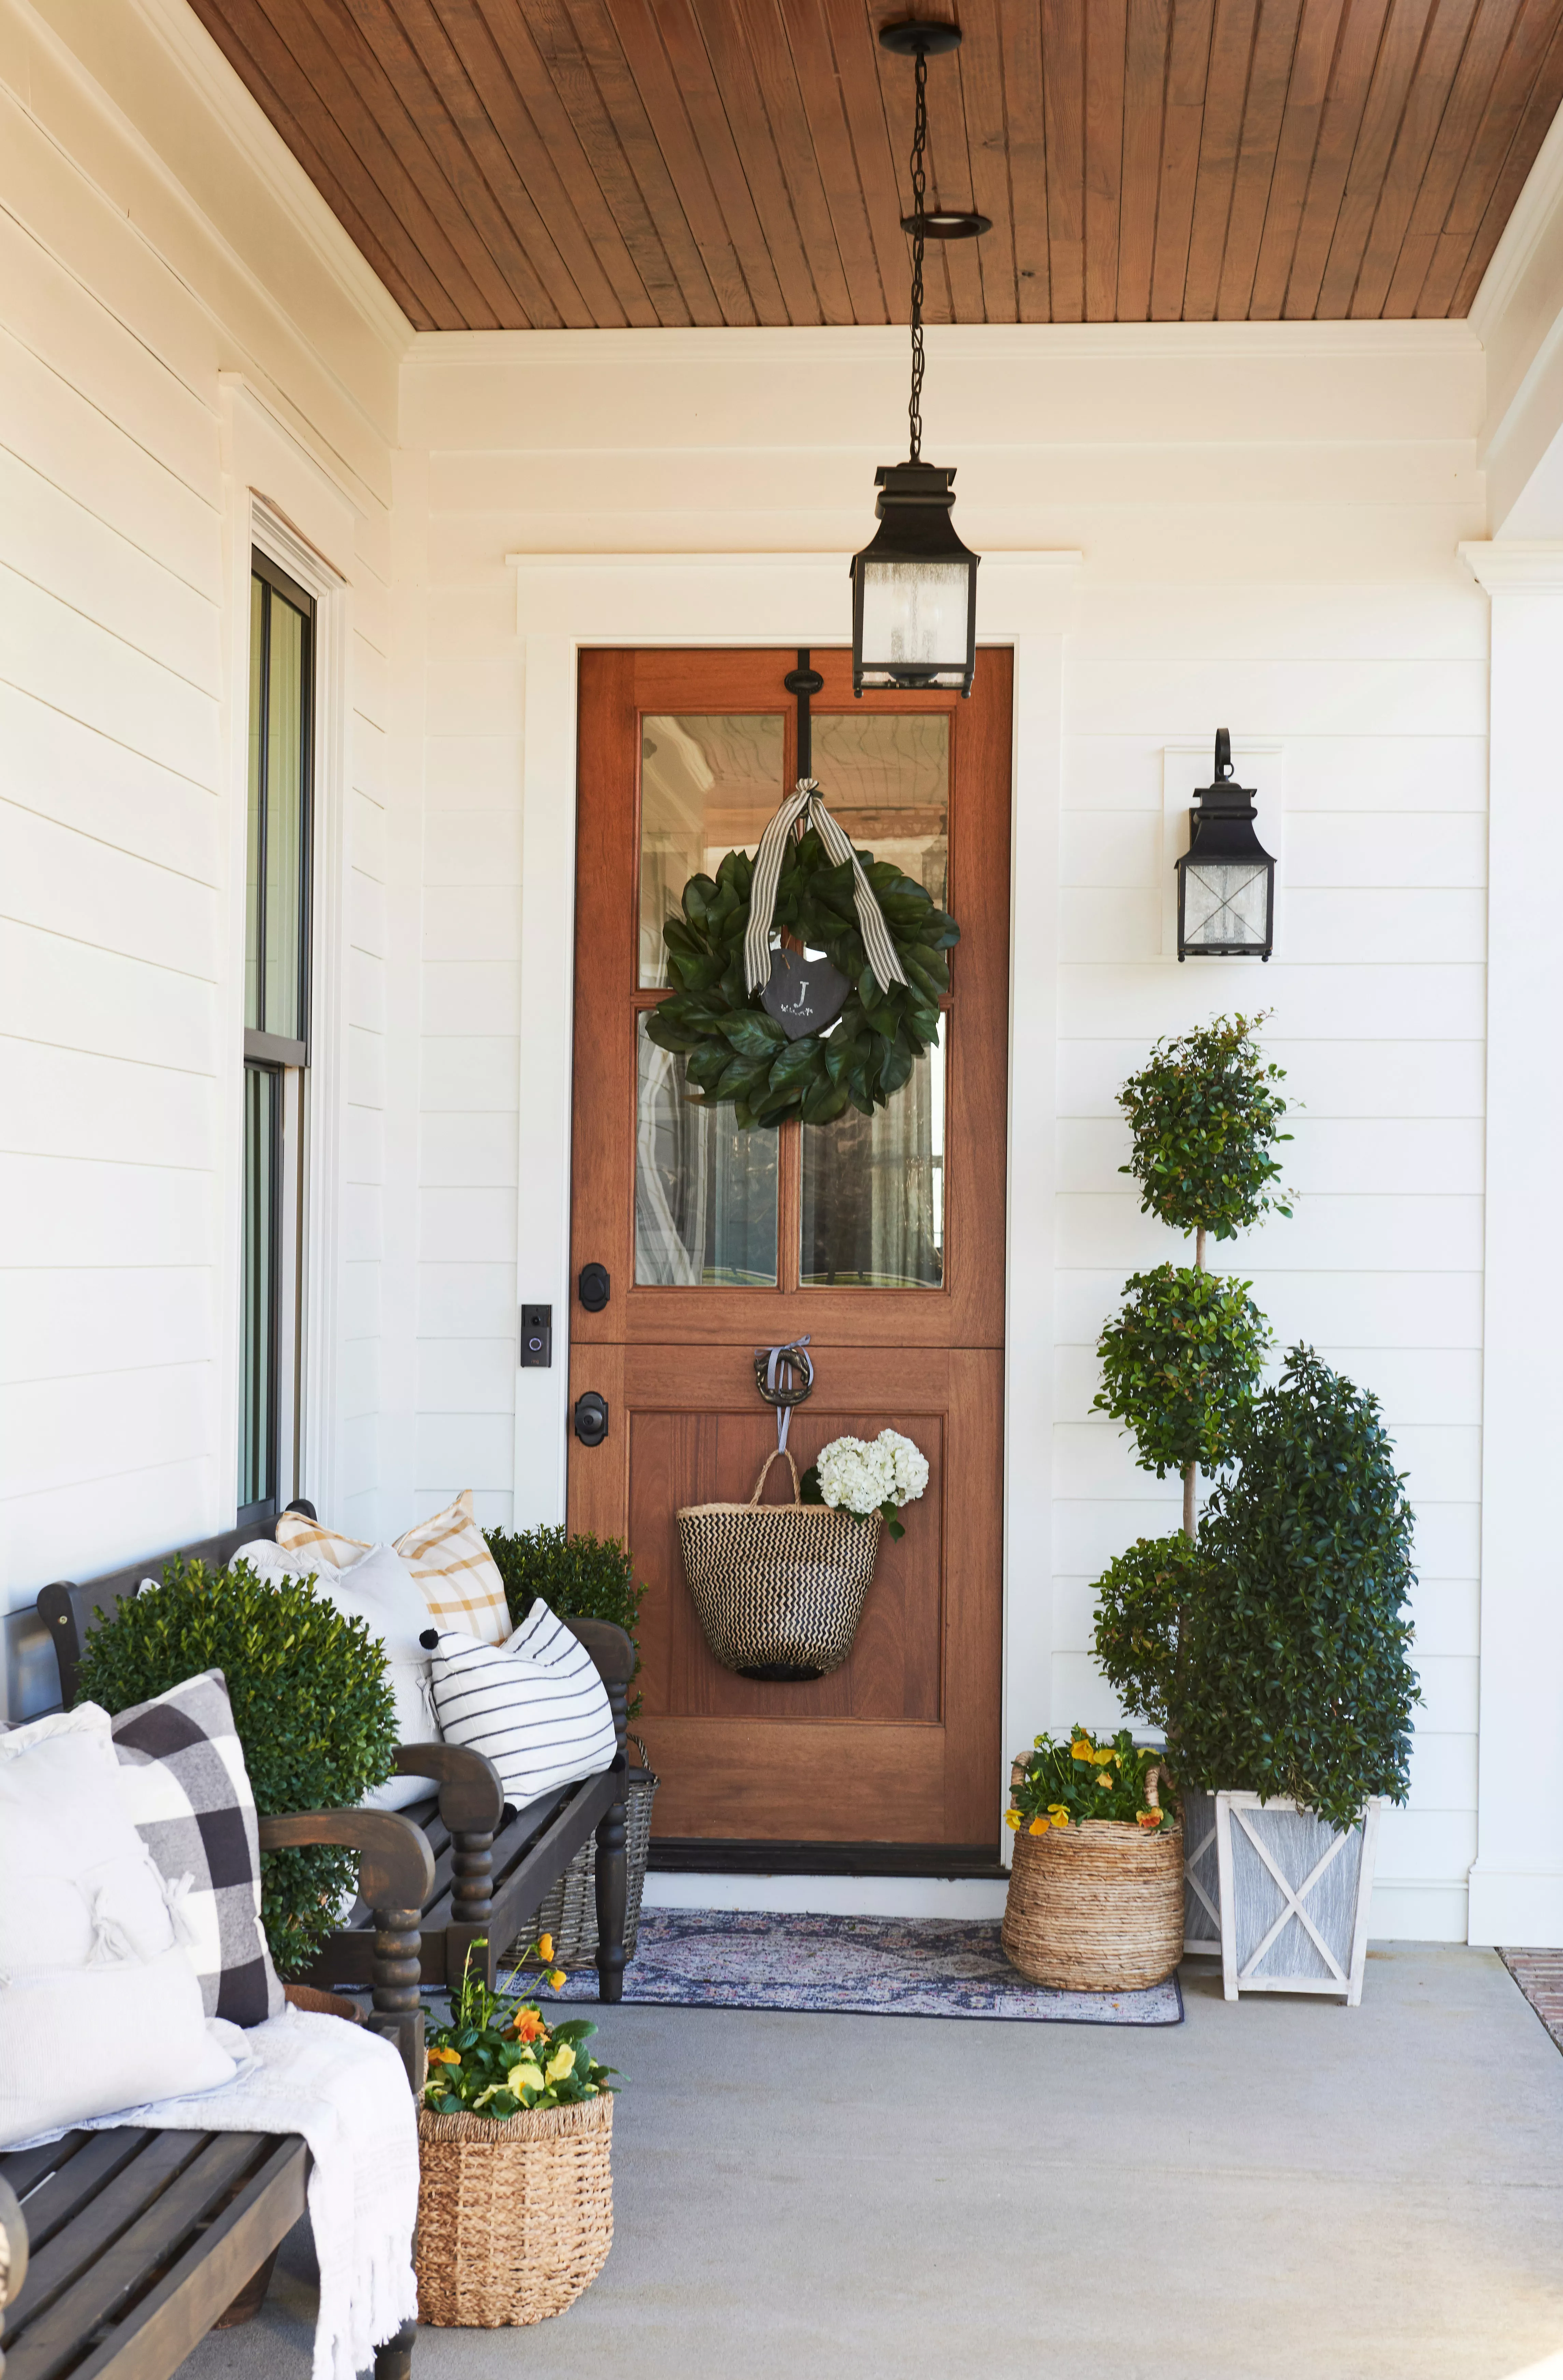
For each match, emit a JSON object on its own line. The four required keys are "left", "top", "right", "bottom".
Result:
{"left": 108, "top": 1669, "right": 284, "bottom": 2027}
{"left": 424, "top": 1600, "right": 617, "bottom": 1808}
{"left": 277, "top": 1488, "right": 510, "bottom": 1645}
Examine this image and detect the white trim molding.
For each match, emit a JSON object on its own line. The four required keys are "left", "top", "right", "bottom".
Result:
{"left": 1459, "top": 535, "right": 1563, "bottom": 1946}
{"left": 504, "top": 546, "right": 1084, "bottom": 1833}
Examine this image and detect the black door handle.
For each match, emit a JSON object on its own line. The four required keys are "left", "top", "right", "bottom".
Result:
{"left": 578, "top": 1263, "right": 611, "bottom": 1313}
{"left": 574, "top": 1392, "right": 609, "bottom": 1447}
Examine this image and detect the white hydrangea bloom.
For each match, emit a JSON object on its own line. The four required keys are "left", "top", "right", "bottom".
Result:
{"left": 816, "top": 1435, "right": 895, "bottom": 1518}
{"left": 876, "top": 1429, "right": 930, "bottom": 1506}
{"left": 815, "top": 1429, "right": 930, "bottom": 1516}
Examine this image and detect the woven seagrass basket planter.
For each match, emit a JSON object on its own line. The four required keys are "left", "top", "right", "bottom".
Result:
{"left": 415, "top": 2096, "right": 613, "bottom": 2327}
{"left": 1001, "top": 1818, "right": 1185, "bottom": 1992}
{"left": 532, "top": 1738, "right": 658, "bottom": 1963}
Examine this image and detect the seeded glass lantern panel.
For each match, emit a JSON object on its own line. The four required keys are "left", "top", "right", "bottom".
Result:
{"left": 1175, "top": 733, "right": 1277, "bottom": 962}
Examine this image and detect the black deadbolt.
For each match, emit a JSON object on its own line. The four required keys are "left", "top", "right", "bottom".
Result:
{"left": 574, "top": 1391, "right": 609, "bottom": 1447}
{"left": 578, "top": 1263, "right": 611, "bottom": 1313}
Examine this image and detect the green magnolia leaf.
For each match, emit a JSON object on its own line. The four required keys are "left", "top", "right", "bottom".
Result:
{"left": 718, "top": 1011, "right": 787, "bottom": 1059}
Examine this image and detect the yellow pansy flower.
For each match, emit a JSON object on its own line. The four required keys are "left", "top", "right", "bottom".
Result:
{"left": 545, "top": 2044, "right": 575, "bottom": 2084}
{"left": 548, "top": 1968, "right": 567, "bottom": 1991}
{"left": 1092, "top": 1747, "right": 1115, "bottom": 1765}
{"left": 427, "top": 2045, "right": 460, "bottom": 2066}
{"left": 1047, "top": 1804, "right": 1071, "bottom": 1829}
{"left": 1070, "top": 1738, "right": 1093, "bottom": 1761}
{"left": 507, "top": 2061, "right": 545, "bottom": 2096}
{"left": 537, "top": 1934, "right": 554, "bottom": 1963}
{"left": 1028, "top": 1816, "right": 1047, "bottom": 1835}
{"left": 1005, "top": 1808, "right": 1022, "bottom": 1830}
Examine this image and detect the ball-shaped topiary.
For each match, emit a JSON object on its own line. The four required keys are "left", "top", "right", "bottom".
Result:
{"left": 484, "top": 1525, "right": 647, "bottom": 1712}
{"left": 75, "top": 1556, "right": 398, "bottom": 1976}
{"left": 1172, "top": 1347, "right": 1419, "bottom": 1829}
{"left": 1090, "top": 1531, "right": 1204, "bottom": 1735}
{"left": 1094, "top": 1263, "right": 1271, "bottom": 1479}
{"left": 1118, "top": 1012, "right": 1292, "bottom": 1242}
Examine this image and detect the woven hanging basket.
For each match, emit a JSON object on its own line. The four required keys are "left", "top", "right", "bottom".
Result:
{"left": 1001, "top": 1817, "right": 1185, "bottom": 1993}
{"left": 530, "top": 1738, "right": 658, "bottom": 1964}
{"left": 677, "top": 1449, "right": 881, "bottom": 1682}
{"left": 415, "top": 2095, "right": 613, "bottom": 2327}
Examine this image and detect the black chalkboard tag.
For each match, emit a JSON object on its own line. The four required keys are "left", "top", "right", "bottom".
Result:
{"left": 761, "top": 947, "right": 850, "bottom": 1040}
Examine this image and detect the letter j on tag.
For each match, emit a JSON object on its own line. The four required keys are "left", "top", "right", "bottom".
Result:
{"left": 761, "top": 948, "right": 850, "bottom": 1040}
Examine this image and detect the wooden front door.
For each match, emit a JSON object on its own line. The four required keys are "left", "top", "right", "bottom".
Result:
{"left": 568, "top": 647, "right": 1010, "bottom": 1851}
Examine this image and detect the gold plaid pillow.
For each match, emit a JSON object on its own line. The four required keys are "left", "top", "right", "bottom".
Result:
{"left": 275, "top": 1490, "right": 511, "bottom": 1645}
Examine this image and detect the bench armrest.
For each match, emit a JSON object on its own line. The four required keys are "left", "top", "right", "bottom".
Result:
{"left": 259, "top": 1810, "right": 435, "bottom": 2089}
{"left": 392, "top": 1741, "right": 505, "bottom": 1835}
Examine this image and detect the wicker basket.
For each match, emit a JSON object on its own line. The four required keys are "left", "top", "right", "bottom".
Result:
{"left": 678, "top": 1449, "right": 881, "bottom": 1681}
{"left": 530, "top": 1738, "right": 658, "bottom": 1964}
{"left": 415, "top": 2095, "right": 613, "bottom": 2327}
{"left": 1001, "top": 1817, "right": 1185, "bottom": 1992}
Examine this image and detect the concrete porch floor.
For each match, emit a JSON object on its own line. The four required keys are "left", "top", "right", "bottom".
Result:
{"left": 185, "top": 1945, "right": 1563, "bottom": 2380}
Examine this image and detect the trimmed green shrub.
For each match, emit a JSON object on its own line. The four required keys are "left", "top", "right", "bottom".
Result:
{"left": 1094, "top": 1263, "right": 1271, "bottom": 1479}
{"left": 484, "top": 1526, "right": 646, "bottom": 1712}
{"left": 1091, "top": 1531, "right": 1203, "bottom": 1735}
{"left": 1171, "top": 1347, "right": 1419, "bottom": 1828}
{"left": 1118, "top": 1013, "right": 1292, "bottom": 1242}
{"left": 74, "top": 1556, "right": 398, "bottom": 1977}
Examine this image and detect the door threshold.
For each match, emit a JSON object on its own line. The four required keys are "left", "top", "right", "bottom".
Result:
{"left": 648, "top": 1838, "right": 1007, "bottom": 1880}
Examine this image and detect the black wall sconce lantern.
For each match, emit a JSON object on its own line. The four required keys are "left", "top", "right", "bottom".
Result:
{"left": 1176, "top": 731, "right": 1277, "bottom": 961}
{"left": 850, "top": 22, "right": 986, "bottom": 699}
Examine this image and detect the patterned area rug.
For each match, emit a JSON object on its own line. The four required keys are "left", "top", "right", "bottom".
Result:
{"left": 552, "top": 1909, "right": 1184, "bottom": 2024}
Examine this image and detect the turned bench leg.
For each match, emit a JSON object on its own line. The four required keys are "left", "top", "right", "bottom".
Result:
{"left": 594, "top": 1756, "right": 628, "bottom": 2004}
{"left": 370, "top": 1905, "right": 425, "bottom": 2091}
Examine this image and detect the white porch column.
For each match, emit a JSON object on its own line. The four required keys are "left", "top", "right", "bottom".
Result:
{"left": 1460, "top": 540, "right": 1563, "bottom": 1946}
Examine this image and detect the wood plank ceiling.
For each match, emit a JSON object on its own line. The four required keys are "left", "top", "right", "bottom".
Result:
{"left": 187, "top": 0, "right": 1563, "bottom": 328}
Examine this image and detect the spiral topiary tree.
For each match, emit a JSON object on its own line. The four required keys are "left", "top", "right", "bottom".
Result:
{"left": 1093, "top": 1014, "right": 1291, "bottom": 1538}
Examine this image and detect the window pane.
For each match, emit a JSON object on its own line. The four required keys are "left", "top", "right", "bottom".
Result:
{"left": 810, "top": 712, "right": 948, "bottom": 909}
{"left": 264, "top": 588, "right": 310, "bottom": 1041}
{"left": 636, "top": 1017, "right": 778, "bottom": 1286}
{"left": 800, "top": 1039, "right": 945, "bottom": 1289}
{"left": 245, "top": 578, "right": 263, "bottom": 1032}
{"left": 240, "top": 1062, "right": 279, "bottom": 1509}
{"left": 640, "top": 714, "right": 785, "bottom": 986}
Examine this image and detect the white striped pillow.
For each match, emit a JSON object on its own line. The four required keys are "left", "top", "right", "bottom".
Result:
{"left": 424, "top": 1608, "right": 616, "bottom": 1807}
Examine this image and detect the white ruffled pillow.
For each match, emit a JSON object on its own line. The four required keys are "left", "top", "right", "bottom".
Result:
{"left": 0, "top": 1705, "right": 237, "bottom": 2149}
{"left": 235, "top": 1540, "right": 438, "bottom": 1812}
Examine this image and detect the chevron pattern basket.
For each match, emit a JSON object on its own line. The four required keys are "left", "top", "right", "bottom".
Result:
{"left": 677, "top": 1450, "right": 881, "bottom": 1682}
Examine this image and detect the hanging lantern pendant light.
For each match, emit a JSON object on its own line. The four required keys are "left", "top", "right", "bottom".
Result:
{"left": 851, "top": 23, "right": 987, "bottom": 700}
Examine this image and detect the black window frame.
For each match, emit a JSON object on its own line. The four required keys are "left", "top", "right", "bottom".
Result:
{"left": 245, "top": 548, "right": 315, "bottom": 1071}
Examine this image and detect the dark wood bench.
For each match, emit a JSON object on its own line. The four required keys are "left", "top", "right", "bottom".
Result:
{"left": 37, "top": 1504, "right": 633, "bottom": 2022}
{"left": 0, "top": 1811, "right": 432, "bottom": 2380}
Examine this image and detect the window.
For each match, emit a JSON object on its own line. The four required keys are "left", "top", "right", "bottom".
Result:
{"left": 240, "top": 551, "right": 314, "bottom": 1525}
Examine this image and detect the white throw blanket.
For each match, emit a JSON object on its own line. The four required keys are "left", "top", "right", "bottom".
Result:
{"left": 13, "top": 2005, "right": 418, "bottom": 2380}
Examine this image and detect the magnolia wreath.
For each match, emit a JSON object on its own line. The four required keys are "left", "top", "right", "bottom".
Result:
{"left": 645, "top": 778, "right": 960, "bottom": 1131}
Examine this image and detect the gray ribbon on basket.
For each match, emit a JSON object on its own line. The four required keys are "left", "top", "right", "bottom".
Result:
{"left": 759, "top": 1336, "right": 812, "bottom": 1454}
{"left": 742, "top": 778, "right": 908, "bottom": 1000}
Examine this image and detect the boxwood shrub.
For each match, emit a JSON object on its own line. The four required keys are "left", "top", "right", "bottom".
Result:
{"left": 74, "top": 1555, "right": 398, "bottom": 1976}
{"left": 484, "top": 1525, "right": 646, "bottom": 1712}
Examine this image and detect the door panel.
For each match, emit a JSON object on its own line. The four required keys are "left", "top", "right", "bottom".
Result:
{"left": 569, "top": 647, "right": 1011, "bottom": 1848}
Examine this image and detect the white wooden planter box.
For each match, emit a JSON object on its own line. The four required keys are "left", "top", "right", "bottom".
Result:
{"left": 1212, "top": 1791, "right": 1383, "bottom": 2005}
{"left": 1180, "top": 1784, "right": 1223, "bottom": 1958}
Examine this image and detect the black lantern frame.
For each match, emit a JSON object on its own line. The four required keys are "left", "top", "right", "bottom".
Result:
{"left": 850, "top": 22, "right": 985, "bottom": 700}
{"left": 1175, "top": 731, "right": 1277, "bottom": 962}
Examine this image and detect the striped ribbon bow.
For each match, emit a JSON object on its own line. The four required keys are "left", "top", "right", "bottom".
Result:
{"left": 742, "top": 778, "right": 909, "bottom": 1001}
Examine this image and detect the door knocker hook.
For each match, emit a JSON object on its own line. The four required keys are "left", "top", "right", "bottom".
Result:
{"left": 755, "top": 1338, "right": 814, "bottom": 1453}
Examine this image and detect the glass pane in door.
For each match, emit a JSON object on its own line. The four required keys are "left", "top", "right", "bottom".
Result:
{"left": 811, "top": 712, "right": 948, "bottom": 907}
{"left": 636, "top": 1018, "right": 778, "bottom": 1286}
{"left": 640, "top": 714, "right": 785, "bottom": 986}
{"left": 800, "top": 1040, "right": 945, "bottom": 1288}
